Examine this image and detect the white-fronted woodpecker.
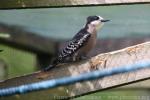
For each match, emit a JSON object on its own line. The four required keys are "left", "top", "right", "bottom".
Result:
{"left": 43, "top": 15, "right": 110, "bottom": 71}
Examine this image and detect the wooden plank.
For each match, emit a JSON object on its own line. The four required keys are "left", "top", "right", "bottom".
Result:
{"left": 0, "top": 0, "right": 150, "bottom": 9}
{"left": 0, "top": 23, "right": 57, "bottom": 55}
{"left": 0, "top": 42, "right": 150, "bottom": 100}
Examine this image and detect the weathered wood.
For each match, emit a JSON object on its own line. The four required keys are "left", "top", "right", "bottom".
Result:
{"left": 0, "top": 59, "right": 7, "bottom": 80}
{"left": 0, "top": 23, "right": 57, "bottom": 55}
{"left": 0, "top": 0, "right": 150, "bottom": 9}
{"left": 0, "top": 42, "right": 150, "bottom": 100}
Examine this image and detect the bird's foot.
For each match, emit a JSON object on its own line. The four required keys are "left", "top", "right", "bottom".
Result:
{"left": 79, "top": 55, "right": 89, "bottom": 60}
{"left": 42, "top": 65, "right": 54, "bottom": 72}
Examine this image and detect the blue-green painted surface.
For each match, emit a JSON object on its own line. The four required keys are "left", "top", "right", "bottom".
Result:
{"left": 0, "top": 4, "right": 150, "bottom": 39}
{"left": 0, "top": 4, "right": 149, "bottom": 100}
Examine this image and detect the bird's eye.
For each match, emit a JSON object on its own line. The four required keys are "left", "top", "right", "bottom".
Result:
{"left": 94, "top": 16, "right": 99, "bottom": 20}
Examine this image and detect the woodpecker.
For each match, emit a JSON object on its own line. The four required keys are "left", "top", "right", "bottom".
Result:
{"left": 43, "top": 15, "right": 109, "bottom": 71}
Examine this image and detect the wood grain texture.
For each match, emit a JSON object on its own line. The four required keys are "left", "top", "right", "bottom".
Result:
{"left": 0, "top": 0, "right": 150, "bottom": 9}
{"left": 0, "top": 42, "right": 150, "bottom": 99}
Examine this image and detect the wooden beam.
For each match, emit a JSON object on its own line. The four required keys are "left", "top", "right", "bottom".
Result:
{"left": 0, "top": 42, "right": 150, "bottom": 99}
{"left": 0, "top": 0, "right": 150, "bottom": 9}
{"left": 0, "top": 23, "right": 57, "bottom": 55}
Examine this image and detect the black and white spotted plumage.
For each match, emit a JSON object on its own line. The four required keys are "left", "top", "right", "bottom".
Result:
{"left": 43, "top": 29, "right": 91, "bottom": 71}
{"left": 56, "top": 29, "right": 91, "bottom": 63}
{"left": 43, "top": 15, "right": 109, "bottom": 71}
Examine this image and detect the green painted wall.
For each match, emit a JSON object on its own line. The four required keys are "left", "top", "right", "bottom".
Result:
{"left": 0, "top": 4, "right": 150, "bottom": 40}
{"left": 0, "top": 44, "right": 36, "bottom": 78}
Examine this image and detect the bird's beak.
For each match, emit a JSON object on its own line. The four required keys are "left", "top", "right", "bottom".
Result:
{"left": 101, "top": 19, "right": 110, "bottom": 22}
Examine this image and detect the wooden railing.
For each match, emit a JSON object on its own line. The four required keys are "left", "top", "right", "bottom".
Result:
{"left": 0, "top": 42, "right": 150, "bottom": 99}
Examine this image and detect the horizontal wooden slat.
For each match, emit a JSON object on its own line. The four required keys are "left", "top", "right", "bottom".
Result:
{"left": 0, "top": 0, "right": 150, "bottom": 9}
{"left": 0, "top": 42, "right": 150, "bottom": 100}
{"left": 0, "top": 23, "right": 57, "bottom": 55}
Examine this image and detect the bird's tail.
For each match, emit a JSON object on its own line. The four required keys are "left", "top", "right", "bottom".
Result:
{"left": 42, "top": 64, "right": 56, "bottom": 72}
{"left": 42, "top": 59, "right": 58, "bottom": 72}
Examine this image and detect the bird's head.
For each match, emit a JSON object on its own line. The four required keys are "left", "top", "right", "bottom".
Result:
{"left": 86, "top": 15, "right": 109, "bottom": 33}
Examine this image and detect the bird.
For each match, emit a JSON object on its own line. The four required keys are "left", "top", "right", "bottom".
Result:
{"left": 43, "top": 15, "right": 109, "bottom": 71}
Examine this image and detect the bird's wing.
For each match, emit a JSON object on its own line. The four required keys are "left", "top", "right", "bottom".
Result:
{"left": 57, "top": 33, "right": 91, "bottom": 62}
